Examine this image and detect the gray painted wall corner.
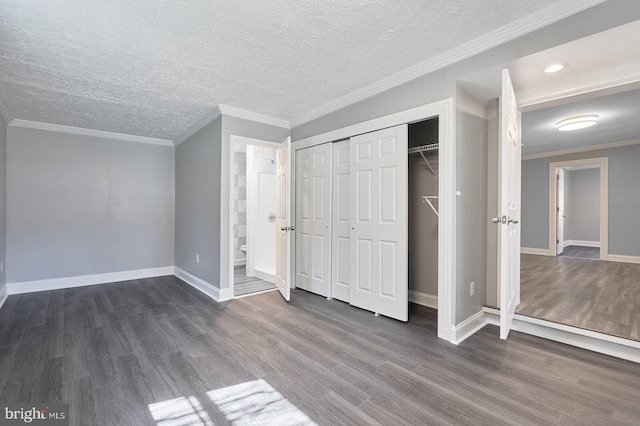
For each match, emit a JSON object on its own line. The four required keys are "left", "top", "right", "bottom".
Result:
{"left": 175, "top": 117, "right": 222, "bottom": 288}
{"left": 455, "top": 86, "right": 489, "bottom": 324}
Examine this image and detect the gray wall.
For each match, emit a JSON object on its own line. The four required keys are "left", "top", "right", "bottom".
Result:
{"left": 520, "top": 158, "right": 550, "bottom": 249}
{"left": 607, "top": 144, "right": 640, "bottom": 256}
{"left": 0, "top": 115, "right": 6, "bottom": 292}
{"left": 292, "top": 1, "right": 640, "bottom": 141}
{"left": 566, "top": 168, "right": 600, "bottom": 243}
{"left": 455, "top": 86, "right": 488, "bottom": 323}
{"left": 175, "top": 118, "right": 222, "bottom": 286}
{"left": 6, "top": 126, "right": 175, "bottom": 283}
{"left": 521, "top": 144, "right": 640, "bottom": 257}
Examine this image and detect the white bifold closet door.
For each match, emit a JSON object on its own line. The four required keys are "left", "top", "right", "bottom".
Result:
{"left": 350, "top": 124, "right": 409, "bottom": 321}
{"left": 295, "top": 143, "right": 332, "bottom": 297}
{"left": 331, "top": 140, "right": 351, "bottom": 302}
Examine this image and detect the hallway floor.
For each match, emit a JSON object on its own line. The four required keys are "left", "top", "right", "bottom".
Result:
{"left": 519, "top": 253, "right": 640, "bottom": 341}
{"left": 560, "top": 245, "right": 600, "bottom": 260}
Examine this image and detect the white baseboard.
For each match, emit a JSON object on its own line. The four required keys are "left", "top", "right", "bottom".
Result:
{"left": 253, "top": 268, "right": 275, "bottom": 284}
{"left": 174, "top": 267, "right": 233, "bottom": 302}
{"left": 451, "top": 311, "right": 487, "bottom": 345}
{"left": 7, "top": 266, "right": 175, "bottom": 295}
{"left": 0, "top": 285, "right": 8, "bottom": 311}
{"left": 606, "top": 254, "right": 640, "bottom": 265}
{"left": 565, "top": 240, "right": 600, "bottom": 248}
{"left": 482, "top": 307, "right": 640, "bottom": 363}
{"left": 234, "top": 259, "right": 246, "bottom": 266}
{"left": 409, "top": 290, "right": 438, "bottom": 309}
{"left": 521, "top": 247, "right": 551, "bottom": 256}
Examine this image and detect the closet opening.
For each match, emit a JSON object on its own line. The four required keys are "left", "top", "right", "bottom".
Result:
{"left": 408, "top": 118, "right": 439, "bottom": 312}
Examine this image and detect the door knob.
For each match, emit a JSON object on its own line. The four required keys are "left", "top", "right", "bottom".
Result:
{"left": 281, "top": 227, "right": 286, "bottom": 231}
{"left": 492, "top": 216, "right": 506, "bottom": 224}
{"left": 508, "top": 217, "right": 519, "bottom": 224}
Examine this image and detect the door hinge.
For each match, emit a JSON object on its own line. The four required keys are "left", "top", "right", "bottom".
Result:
{"left": 557, "top": 207, "right": 560, "bottom": 212}
{"left": 557, "top": 239, "right": 560, "bottom": 244}
{"left": 557, "top": 174, "right": 560, "bottom": 180}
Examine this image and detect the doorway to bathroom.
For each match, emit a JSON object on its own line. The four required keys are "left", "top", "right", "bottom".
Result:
{"left": 231, "top": 138, "right": 281, "bottom": 298}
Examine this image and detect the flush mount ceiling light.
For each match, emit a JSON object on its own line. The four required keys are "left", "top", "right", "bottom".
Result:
{"left": 544, "top": 64, "right": 565, "bottom": 73}
{"left": 556, "top": 115, "right": 599, "bottom": 131}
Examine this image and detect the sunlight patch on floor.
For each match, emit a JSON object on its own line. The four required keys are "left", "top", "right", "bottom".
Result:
{"left": 207, "top": 379, "right": 316, "bottom": 425}
{"left": 148, "top": 396, "right": 214, "bottom": 426}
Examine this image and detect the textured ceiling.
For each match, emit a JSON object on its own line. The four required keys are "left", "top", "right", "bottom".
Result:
{"left": 1, "top": 0, "right": 574, "bottom": 140}
{"left": 522, "top": 88, "right": 640, "bottom": 155}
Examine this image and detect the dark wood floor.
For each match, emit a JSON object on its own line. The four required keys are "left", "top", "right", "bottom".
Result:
{"left": 234, "top": 265, "right": 275, "bottom": 297}
{"left": 560, "top": 245, "right": 600, "bottom": 260}
{"left": 1, "top": 276, "right": 640, "bottom": 425}
{"left": 519, "top": 254, "right": 640, "bottom": 341}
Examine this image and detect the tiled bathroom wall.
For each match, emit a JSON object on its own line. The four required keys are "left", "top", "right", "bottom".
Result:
{"left": 234, "top": 144, "right": 277, "bottom": 265}
{"left": 233, "top": 145, "right": 247, "bottom": 263}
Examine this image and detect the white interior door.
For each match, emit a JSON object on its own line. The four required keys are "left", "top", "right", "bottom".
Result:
{"left": 350, "top": 124, "right": 408, "bottom": 321}
{"left": 556, "top": 168, "right": 565, "bottom": 255}
{"left": 331, "top": 140, "right": 351, "bottom": 303}
{"left": 295, "top": 143, "right": 332, "bottom": 297}
{"left": 276, "top": 137, "right": 291, "bottom": 301}
{"left": 497, "top": 69, "right": 522, "bottom": 339}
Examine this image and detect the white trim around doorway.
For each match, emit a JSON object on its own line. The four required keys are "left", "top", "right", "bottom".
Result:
{"left": 548, "top": 157, "right": 608, "bottom": 260}
{"left": 292, "top": 98, "right": 457, "bottom": 343}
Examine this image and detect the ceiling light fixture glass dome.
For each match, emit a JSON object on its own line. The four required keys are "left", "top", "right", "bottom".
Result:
{"left": 556, "top": 115, "right": 599, "bottom": 131}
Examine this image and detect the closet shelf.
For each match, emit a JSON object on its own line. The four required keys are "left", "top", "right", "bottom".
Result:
{"left": 422, "top": 196, "right": 439, "bottom": 217}
{"left": 409, "top": 143, "right": 439, "bottom": 177}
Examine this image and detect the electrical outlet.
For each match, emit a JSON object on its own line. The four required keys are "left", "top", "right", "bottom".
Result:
{"left": 470, "top": 282, "right": 475, "bottom": 296}
{"left": 196, "top": 253, "right": 200, "bottom": 264}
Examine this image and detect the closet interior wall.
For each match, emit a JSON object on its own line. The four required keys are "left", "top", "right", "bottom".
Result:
{"left": 408, "top": 118, "right": 439, "bottom": 299}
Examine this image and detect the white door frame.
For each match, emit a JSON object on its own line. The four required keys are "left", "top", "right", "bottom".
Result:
{"left": 548, "top": 157, "right": 609, "bottom": 260}
{"left": 292, "top": 98, "right": 456, "bottom": 342}
{"left": 227, "top": 135, "right": 284, "bottom": 299}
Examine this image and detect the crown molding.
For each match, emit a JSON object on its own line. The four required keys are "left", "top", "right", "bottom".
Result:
{"left": 218, "top": 104, "right": 290, "bottom": 129}
{"left": 10, "top": 120, "right": 173, "bottom": 146}
{"left": 0, "top": 85, "right": 14, "bottom": 124}
{"left": 519, "top": 66, "right": 640, "bottom": 110}
{"left": 289, "top": 0, "right": 605, "bottom": 128}
{"left": 522, "top": 138, "right": 640, "bottom": 160}
{"left": 173, "top": 106, "right": 221, "bottom": 146}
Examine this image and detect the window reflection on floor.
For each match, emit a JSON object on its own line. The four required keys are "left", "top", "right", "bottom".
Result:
{"left": 148, "top": 380, "right": 315, "bottom": 426}
{"left": 148, "top": 396, "right": 214, "bottom": 426}
{"left": 207, "top": 379, "right": 316, "bottom": 426}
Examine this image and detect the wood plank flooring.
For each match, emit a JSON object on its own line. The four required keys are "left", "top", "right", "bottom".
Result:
{"left": 519, "top": 254, "right": 640, "bottom": 341}
{"left": 234, "top": 266, "right": 276, "bottom": 297}
{"left": 1, "top": 275, "right": 640, "bottom": 425}
{"left": 560, "top": 245, "right": 600, "bottom": 260}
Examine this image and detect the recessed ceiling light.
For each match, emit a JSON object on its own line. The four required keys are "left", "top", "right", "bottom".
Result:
{"left": 544, "top": 64, "right": 565, "bottom": 73}
{"left": 556, "top": 115, "right": 599, "bottom": 131}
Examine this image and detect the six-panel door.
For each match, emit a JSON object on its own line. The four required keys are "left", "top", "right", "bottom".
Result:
{"left": 349, "top": 124, "right": 409, "bottom": 321}
{"left": 295, "top": 143, "right": 332, "bottom": 297}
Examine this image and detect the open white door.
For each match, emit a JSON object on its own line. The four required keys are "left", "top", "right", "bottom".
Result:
{"left": 276, "top": 137, "right": 292, "bottom": 301}
{"left": 556, "top": 168, "right": 565, "bottom": 255}
{"left": 496, "top": 69, "right": 521, "bottom": 339}
{"left": 350, "top": 124, "right": 408, "bottom": 321}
